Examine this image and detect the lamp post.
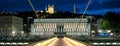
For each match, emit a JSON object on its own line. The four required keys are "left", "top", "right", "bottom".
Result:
{"left": 98, "top": 30, "right": 102, "bottom": 33}
{"left": 107, "top": 30, "right": 111, "bottom": 33}
{"left": 12, "top": 31, "right": 15, "bottom": 36}
{"left": 21, "top": 31, "right": 24, "bottom": 36}
{"left": 107, "top": 30, "right": 111, "bottom": 37}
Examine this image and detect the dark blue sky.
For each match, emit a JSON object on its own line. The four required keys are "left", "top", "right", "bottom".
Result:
{"left": 0, "top": 0, "right": 120, "bottom": 15}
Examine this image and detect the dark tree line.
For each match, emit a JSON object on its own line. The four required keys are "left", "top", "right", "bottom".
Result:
{"left": 100, "top": 12, "right": 120, "bottom": 34}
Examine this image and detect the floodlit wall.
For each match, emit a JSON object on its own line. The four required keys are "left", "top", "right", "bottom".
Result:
{"left": 31, "top": 18, "right": 91, "bottom": 37}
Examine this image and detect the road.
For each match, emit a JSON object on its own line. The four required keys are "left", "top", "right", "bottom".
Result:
{"left": 47, "top": 38, "right": 73, "bottom": 46}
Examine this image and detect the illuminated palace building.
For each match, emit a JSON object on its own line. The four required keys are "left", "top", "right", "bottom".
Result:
{"left": 31, "top": 18, "right": 91, "bottom": 38}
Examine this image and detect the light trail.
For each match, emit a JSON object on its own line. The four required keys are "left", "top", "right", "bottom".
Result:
{"left": 28, "top": 0, "right": 39, "bottom": 18}
{"left": 28, "top": 37, "right": 92, "bottom": 46}
{"left": 82, "top": 0, "right": 92, "bottom": 17}
{"left": 0, "top": 42, "right": 29, "bottom": 45}
{"left": 27, "top": 0, "right": 46, "bottom": 36}
{"left": 64, "top": 37, "right": 89, "bottom": 46}
{"left": 75, "top": 0, "right": 92, "bottom": 36}
{"left": 48, "top": 38, "right": 73, "bottom": 46}
{"left": 31, "top": 37, "right": 57, "bottom": 46}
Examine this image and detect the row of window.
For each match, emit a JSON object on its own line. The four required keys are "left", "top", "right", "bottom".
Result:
{"left": 32, "top": 29, "right": 90, "bottom": 33}
{"left": 34, "top": 19, "right": 88, "bottom": 23}
{"left": 33, "top": 23, "right": 89, "bottom": 28}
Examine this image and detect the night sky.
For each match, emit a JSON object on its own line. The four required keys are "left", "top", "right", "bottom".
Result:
{"left": 0, "top": 0, "right": 120, "bottom": 15}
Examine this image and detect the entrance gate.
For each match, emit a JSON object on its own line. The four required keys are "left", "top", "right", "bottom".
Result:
{"left": 54, "top": 24, "right": 66, "bottom": 38}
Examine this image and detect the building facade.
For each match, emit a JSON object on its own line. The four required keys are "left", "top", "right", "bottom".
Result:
{"left": 31, "top": 18, "right": 91, "bottom": 38}
{"left": 0, "top": 16, "right": 23, "bottom": 36}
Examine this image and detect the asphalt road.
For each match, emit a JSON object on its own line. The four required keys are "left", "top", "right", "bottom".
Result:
{"left": 47, "top": 38, "right": 73, "bottom": 46}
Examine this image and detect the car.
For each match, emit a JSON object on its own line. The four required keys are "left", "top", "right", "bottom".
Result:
{"left": 57, "top": 36, "right": 64, "bottom": 38}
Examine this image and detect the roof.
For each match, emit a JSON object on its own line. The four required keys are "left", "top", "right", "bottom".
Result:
{"left": 34, "top": 18, "right": 88, "bottom": 23}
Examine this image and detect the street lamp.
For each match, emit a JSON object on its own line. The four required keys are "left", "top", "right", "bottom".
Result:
{"left": 12, "top": 31, "right": 15, "bottom": 36}
{"left": 110, "top": 33, "right": 113, "bottom": 36}
{"left": 21, "top": 31, "right": 24, "bottom": 36}
{"left": 21, "top": 31, "right": 24, "bottom": 34}
{"left": 40, "top": 10, "right": 43, "bottom": 13}
{"left": 98, "top": 30, "right": 102, "bottom": 33}
{"left": 107, "top": 30, "right": 111, "bottom": 33}
{"left": 91, "top": 30, "right": 95, "bottom": 33}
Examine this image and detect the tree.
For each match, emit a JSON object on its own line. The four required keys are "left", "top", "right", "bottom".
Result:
{"left": 100, "top": 12, "right": 120, "bottom": 34}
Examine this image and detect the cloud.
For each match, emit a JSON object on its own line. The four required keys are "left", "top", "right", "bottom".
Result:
{"left": 84, "top": 8, "right": 120, "bottom": 15}
{"left": 88, "top": 0, "right": 120, "bottom": 10}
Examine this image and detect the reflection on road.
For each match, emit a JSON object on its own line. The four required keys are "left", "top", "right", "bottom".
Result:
{"left": 29, "top": 37, "right": 92, "bottom": 46}
{"left": 48, "top": 38, "right": 73, "bottom": 46}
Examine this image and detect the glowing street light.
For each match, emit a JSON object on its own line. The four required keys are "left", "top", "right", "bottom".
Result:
{"left": 106, "top": 43, "right": 111, "bottom": 45}
{"left": 40, "top": 10, "right": 43, "bottom": 13}
{"left": 21, "top": 31, "right": 24, "bottom": 36}
{"left": 98, "top": 30, "right": 102, "bottom": 33}
{"left": 110, "top": 33, "right": 113, "bottom": 36}
{"left": 12, "top": 31, "right": 15, "bottom": 36}
{"left": 107, "top": 30, "right": 111, "bottom": 33}
{"left": 91, "top": 30, "right": 95, "bottom": 33}
{"left": 21, "top": 31, "right": 24, "bottom": 34}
